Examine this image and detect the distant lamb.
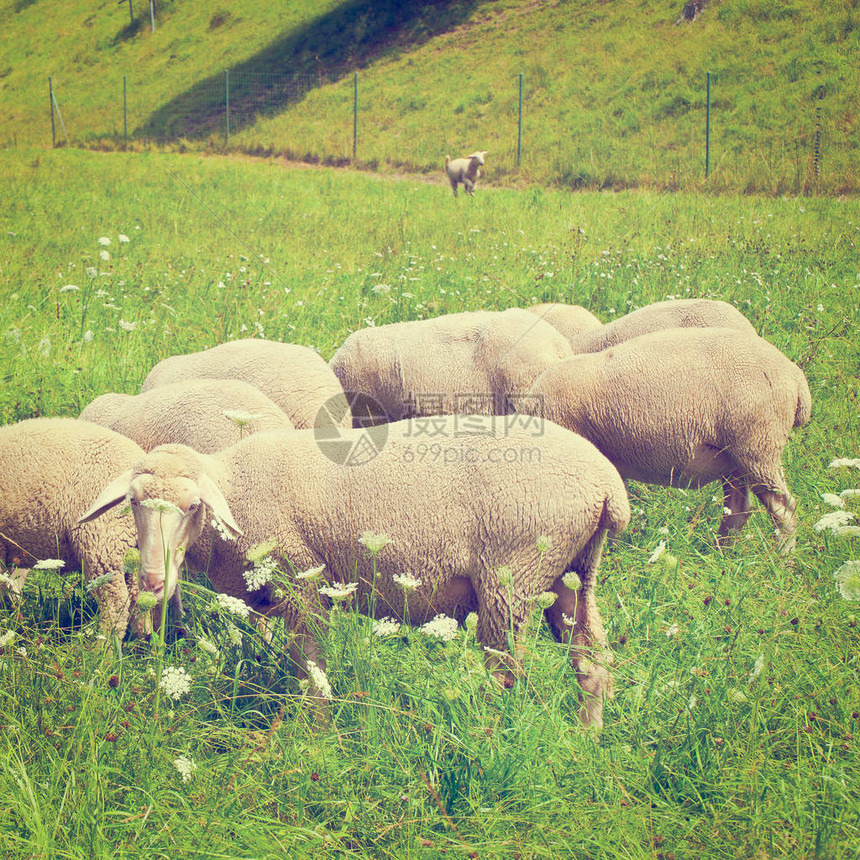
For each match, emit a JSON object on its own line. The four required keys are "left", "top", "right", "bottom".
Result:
{"left": 329, "top": 308, "right": 573, "bottom": 425}
{"left": 525, "top": 303, "right": 602, "bottom": 339}
{"left": 0, "top": 418, "right": 144, "bottom": 637}
{"left": 81, "top": 379, "right": 295, "bottom": 453}
{"left": 445, "top": 151, "right": 488, "bottom": 197}
{"left": 140, "top": 338, "right": 352, "bottom": 431}
{"left": 568, "top": 298, "right": 756, "bottom": 354}
{"left": 523, "top": 327, "right": 811, "bottom": 551}
{"left": 81, "top": 418, "right": 630, "bottom": 728}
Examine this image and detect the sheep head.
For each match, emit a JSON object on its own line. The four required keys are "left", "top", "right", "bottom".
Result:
{"left": 80, "top": 444, "right": 242, "bottom": 603}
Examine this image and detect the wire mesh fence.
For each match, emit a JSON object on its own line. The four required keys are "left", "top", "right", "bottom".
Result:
{"left": 45, "top": 68, "right": 852, "bottom": 194}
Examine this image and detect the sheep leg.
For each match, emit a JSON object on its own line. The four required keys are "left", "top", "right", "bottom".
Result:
{"left": 752, "top": 481, "right": 799, "bottom": 554}
{"left": 463, "top": 178, "right": 475, "bottom": 196}
{"left": 544, "top": 531, "right": 613, "bottom": 730}
{"left": 449, "top": 177, "right": 459, "bottom": 197}
{"left": 476, "top": 584, "right": 531, "bottom": 688}
{"left": 716, "top": 477, "right": 753, "bottom": 547}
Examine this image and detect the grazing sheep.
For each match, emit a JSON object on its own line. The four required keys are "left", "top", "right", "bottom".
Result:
{"left": 568, "top": 298, "right": 757, "bottom": 354}
{"left": 523, "top": 327, "right": 811, "bottom": 551}
{"left": 140, "top": 339, "right": 352, "bottom": 431}
{"left": 81, "top": 379, "right": 295, "bottom": 453}
{"left": 329, "top": 309, "right": 573, "bottom": 426}
{"left": 445, "top": 151, "right": 488, "bottom": 197}
{"left": 81, "top": 417, "right": 630, "bottom": 728}
{"left": 525, "top": 303, "right": 602, "bottom": 339}
{"left": 0, "top": 418, "right": 144, "bottom": 637}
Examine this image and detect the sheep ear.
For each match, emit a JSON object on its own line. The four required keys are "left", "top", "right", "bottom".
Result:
{"left": 198, "top": 472, "right": 244, "bottom": 538}
{"left": 78, "top": 470, "right": 133, "bottom": 524}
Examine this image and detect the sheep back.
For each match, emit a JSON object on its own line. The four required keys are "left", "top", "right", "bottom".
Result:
{"left": 81, "top": 379, "right": 294, "bottom": 453}
{"left": 525, "top": 303, "right": 602, "bottom": 339}
{"left": 569, "top": 298, "right": 756, "bottom": 354}
{"left": 139, "top": 339, "right": 352, "bottom": 430}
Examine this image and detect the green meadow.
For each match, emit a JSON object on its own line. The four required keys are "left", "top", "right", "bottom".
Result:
{"left": 0, "top": 146, "right": 859, "bottom": 858}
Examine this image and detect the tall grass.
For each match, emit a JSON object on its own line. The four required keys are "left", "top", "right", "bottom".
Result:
{"left": 0, "top": 147, "right": 858, "bottom": 857}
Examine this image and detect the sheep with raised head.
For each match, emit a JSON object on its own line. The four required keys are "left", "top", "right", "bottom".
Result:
{"left": 140, "top": 339, "right": 352, "bottom": 431}
{"left": 525, "top": 303, "right": 602, "bottom": 339}
{"left": 81, "top": 417, "right": 630, "bottom": 728}
{"left": 523, "top": 327, "right": 811, "bottom": 551}
{"left": 329, "top": 308, "right": 573, "bottom": 426}
{"left": 0, "top": 417, "right": 144, "bottom": 637}
{"left": 445, "top": 151, "right": 488, "bottom": 197}
{"left": 81, "top": 379, "right": 295, "bottom": 453}
{"left": 568, "top": 298, "right": 756, "bottom": 354}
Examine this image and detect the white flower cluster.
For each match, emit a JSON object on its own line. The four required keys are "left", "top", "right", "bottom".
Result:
{"left": 830, "top": 458, "right": 860, "bottom": 469}
{"left": 647, "top": 540, "right": 667, "bottom": 564}
{"left": 814, "top": 510, "right": 858, "bottom": 535}
{"left": 223, "top": 410, "right": 263, "bottom": 426}
{"left": 243, "top": 555, "right": 278, "bottom": 591}
{"left": 372, "top": 617, "right": 401, "bottom": 637}
{"left": 160, "top": 666, "right": 192, "bottom": 701}
{"left": 213, "top": 593, "right": 251, "bottom": 619}
{"left": 85, "top": 572, "right": 116, "bottom": 593}
{"left": 173, "top": 755, "right": 197, "bottom": 783}
{"left": 0, "top": 630, "right": 16, "bottom": 648}
{"left": 822, "top": 492, "right": 846, "bottom": 508}
{"left": 33, "top": 558, "right": 65, "bottom": 570}
{"left": 318, "top": 581, "right": 358, "bottom": 601}
{"left": 392, "top": 572, "right": 422, "bottom": 591}
{"left": 562, "top": 570, "right": 582, "bottom": 591}
{"left": 358, "top": 531, "right": 392, "bottom": 554}
{"left": 306, "top": 660, "right": 333, "bottom": 699}
{"left": 140, "top": 498, "right": 183, "bottom": 516}
{"left": 834, "top": 560, "right": 860, "bottom": 602}
{"left": 296, "top": 564, "right": 325, "bottom": 581}
{"left": 418, "top": 614, "right": 459, "bottom": 642}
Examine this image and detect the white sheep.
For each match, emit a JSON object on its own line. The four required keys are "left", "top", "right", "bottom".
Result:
{"left": 445, "top": 151, "right": 488, "bottom": 197}
{"left": 523, "top": 327, "right": 812, "bottom": 551}
{"left": 80, "top": 379, "right": 295, "bottom": 453}
{"left": 140, "top": 339, "right": 352, "bottom": 431}
{"left": 0, "top": 417, "right": 144, "bottom": 637}
{"left": 525, "top": 303, "right": 602, "bottom": 339}
{"left": 81, "top": 417, "right": 630, "bottom": 728}
{"left": 329, "top": 309, "right": 573, "bottom": 425}
{"left": 568, "top": 298, "right": 757, "bottom": 354}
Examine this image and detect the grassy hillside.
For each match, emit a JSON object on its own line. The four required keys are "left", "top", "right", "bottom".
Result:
{"left": 1, "top": 0, "right": 857, "bottom": 193}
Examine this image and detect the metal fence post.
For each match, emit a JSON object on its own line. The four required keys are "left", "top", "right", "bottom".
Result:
{"left": 353, "top": 71, "right": 358, "bottom": 162}
{"left": 517, "top": 72, "right": 523, "bottom": 166}
{"left": 705, "top": 71, "right": 711, "bottom": 179}
{"left": 123, "top": 75, "right": 128, "bottom": 149}
{"left": 225, "top": 69, "right": 230, "bottom": 146}
{"left": 49, "top": 76, "right": 56, "bottom": 147}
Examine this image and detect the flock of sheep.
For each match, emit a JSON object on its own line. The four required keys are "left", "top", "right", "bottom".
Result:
{"left": 0, "top": 297, "right": 810, "bottom": 728}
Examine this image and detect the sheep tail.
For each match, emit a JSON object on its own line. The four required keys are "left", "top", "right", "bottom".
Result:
{"left": 794, "top": 369, "right": 812, "bottom": 427}
{"left": 598, "top": 488, "right": 631, "bottom": 536}
{"left": 445, "top": 155, "right": 451, "bottom": 168}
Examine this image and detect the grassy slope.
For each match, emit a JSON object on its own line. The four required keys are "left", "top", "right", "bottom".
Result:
{"left": 1, "top": 0, "right": 858, "bottom": 192}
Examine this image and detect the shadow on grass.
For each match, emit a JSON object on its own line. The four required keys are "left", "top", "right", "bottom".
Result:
{"left": 137, "top": 0, "right": 478, "bottom": 141}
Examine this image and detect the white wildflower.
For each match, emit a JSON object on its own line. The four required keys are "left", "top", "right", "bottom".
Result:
{"left": 98, "top": 236, "right": 111, "bottom": 246}
{"left": 536, "top": 535, "right": 553, "bottom": 554}
{"left": 496, "top": 566, "right": 513, "bottom": 588}
{"left": 196, "top": 638, "right": 219, "bottom": 658}
{"left": 306, "top": 660, "right": 333, "bottom": 699}
{"left": 0, "top": 630, "right": 15, "bottom": 648}
{"left": 85, "top": 266, "right": 98, "bottom": 279}
{"left": 372, "top": 284, "right": 391, "bottom": 294}
{"left": 561, "top": 612, "right": 575, "bottom": 627}
{"left": 830, "top": 458, "right": 860, "bottom": 470}
{"left": 223, "top": 410, "right": 262, "bottom": 426}
{"left": 213, "top": 593, "right": 251, "bottom": 619}
{"left": 834, "top": 560, "right": 860, "bottom": 601}
{"left": 392, "top": 572, "right": 422, "bottom": 591}
{"left": 244, "top": 555, "right": 278, "bottom": 591}
{"left": 37, "top": 337, "right": 51, "bottom": 358}
{"left": 118, "top": 234, "right": 130, "bottom": 243}
{"left": 665, "top": 623, "right": 679, "bottom": 638}
{"left": 372, "top": 617, "right": 401, "bottom": 637}
{"left": 85, "top": 572, "right": 116, "bottom": 593}
{"left": 136, "top": 592, "right": 159, "bottom": 612}
{"left": 83, "top": 330, "right": 94, "bottom": 343}
{"left": 59, "top": 284, "right": 79, "bottom": 293}
{"left": 723, "top": 506, "right": 733, "bottom": 516}
{"left": 99, "top": 249, "right": 111, "bottom": 262}
{"left": 728, "top": 689, "right": 748, "bottom": 705}
{"left": 750, "top": 653, "right": 766, "bottom": 680}
{"left": 296, "top": 564, "right": 325, "bottom": 581}
{"left": 159, "top": 666, "right": 192, "bottom": 700}
{"left": 647, "top": 540, "right": 667, "bottom": 564}
{"left": 841, "top": 489, "right": 860, "bottom": 498}
{"left": 464, "top": 612, "right": 478, "bottom": 634}
{"left": 16, "top": 647, "right": 26, "bottom": 657}
{"left": 318, "top": 581, "right": 358, "bottom": 601}
{"left": 34, "top": 558, "right": 65, "bottom": 570}
{"left": 822, "top": 493, "right": 846, "bottom": 508}
{"left": 173, "top": 755, "right": 197, "bottom": 783}
{"left": 140, "top": 498, "right": 183, "bottom": 515}
{"left": 419, "top": 614, "right": 459, "bottom": 642}
{"left": 0, "top": 572, "right": 12, "bottom": 586}
{"left": 118, "top": 319, "right": 137, "bottom": 332}
{"left": 535, "top": 591, "right": 557, "bottom": 609}
{"left": 358, "top": 531, "right": 392, "bottom": 554}
{"left": 226, "top": 622, "right": 243, "bottom": 647}
{"left": 835, "top": 525, "right": 860, "bottom": 537}
{"left": 813, "top": 510, "right": 856, "bottom": 533}
{"left": 562, "top": 571, "right": 582, "bottom": 591}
